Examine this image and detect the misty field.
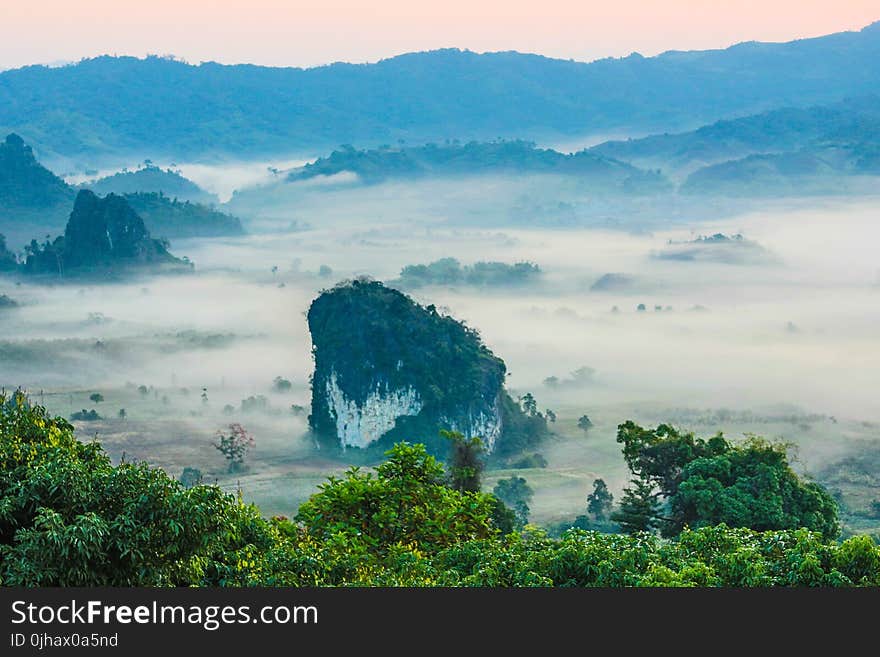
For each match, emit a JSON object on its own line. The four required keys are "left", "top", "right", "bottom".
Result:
{"left": 2, "top": 183, "right": 878, "bottom": 536}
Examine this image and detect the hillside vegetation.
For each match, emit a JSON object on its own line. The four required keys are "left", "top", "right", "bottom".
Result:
{"left": 2, "top": 22, "right": 879, "bottom": 159}
{"left": 2, "top": 393, "right": 878, "bottom": 587}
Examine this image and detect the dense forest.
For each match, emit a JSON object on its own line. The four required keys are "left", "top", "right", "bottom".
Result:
{"left": 392, "top": 258, "right": 542, "bottom": 289}
{"left": 1, "top": 393, "right": 877, "bottom": 587}
{"left": 2, "top": 23, "right": 880, "bottom": 159}
{"left": 286, "top": 141, "right": 668, "bottom": 192}
{"left": 84, "top": 164, "right": 218, "bottom": 204}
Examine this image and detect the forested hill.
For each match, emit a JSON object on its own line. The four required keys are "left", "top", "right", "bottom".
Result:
{"left": 591, "top": 96, "right": 880, "bottom": 174}
{"left": 286, "top": 140, "right": 668, "bottom": 191}
{"left": 1, "top": 21, "right": 879, "bottom": 160}
{"left": 0, "top": 133, "right": 73, "bottom": 208}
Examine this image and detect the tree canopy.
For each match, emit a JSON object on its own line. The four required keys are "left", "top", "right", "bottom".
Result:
{"left": 615, "top": 421, "right": 840, "bottom": 539}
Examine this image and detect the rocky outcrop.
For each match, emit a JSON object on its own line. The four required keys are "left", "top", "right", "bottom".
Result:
{"left": 307, "top": 279, "right": 546, "bottom": 455}
{"left": 22, "top": 190, "right": 189, "bottom": 276}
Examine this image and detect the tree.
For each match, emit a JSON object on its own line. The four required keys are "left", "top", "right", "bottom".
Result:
{"left": 615, "top": 421, "right": 840, "bottom": 539}
{"left": 89, "top": 393, "right": 104, "bottom": 404}
{"left": 272, "top": 376, "right": 293, "bottom": 392}
{"left": 117, "top": 408, "right": 126, "bottom": 420}
{"left": 612, "top": 478, "right": 661, "bottom": 534}
{"left": 0, "top": 393, "right": 276, "bottom": 586}
{"left": 545, "top": 409, "right": 556, "bottom": 423}
{"left": 214, "top": 423, "right": 255, "bottom": 473}
{"left": 577, "top": 415, "right": 593, "bottom": 432}
{"left": 587, "top": 478, "right": 614, "bottom": 521}
{"left": 493, "top": 476, "right": 533, "bottom": 529}
{"left": 295, "top": 442, "right": 496, "bottom": 556}
{"left": 443, "top": 430, "right": 484, "bottom": 493}
{"left": 519, "top": 393, "right": 538, "bottom": 417}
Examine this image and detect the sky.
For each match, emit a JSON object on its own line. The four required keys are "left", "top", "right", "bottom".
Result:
{"left": 2, "top": 1, "right": 878, "bottom": 71}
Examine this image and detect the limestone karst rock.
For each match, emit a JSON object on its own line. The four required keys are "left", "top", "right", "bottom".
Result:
{"left": 23, "top": 190, "right": 189, "bottom": 276}
{"left": 307, "top": 279, "right": 547, "bottom": 455}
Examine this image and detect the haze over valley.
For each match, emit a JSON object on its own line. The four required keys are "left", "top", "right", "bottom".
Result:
{"left": 2, "top": 19, "right": 880, "bottom": 542}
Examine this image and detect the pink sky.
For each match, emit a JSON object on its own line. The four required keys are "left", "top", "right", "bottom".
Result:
{"left": 3, "top": 1, "right": 878, "bottom": 70}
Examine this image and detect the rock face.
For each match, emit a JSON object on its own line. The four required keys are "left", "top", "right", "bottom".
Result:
{"left": 307, "top": 279, "right": 542, "bottom": 455}
{"left": 23, "top": 190, "right": 188, "bottom": 275}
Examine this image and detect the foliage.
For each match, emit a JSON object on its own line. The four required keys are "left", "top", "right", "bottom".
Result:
{"left": 122, "top": 192, "right": 243, "bottom": 239}
{"left": 394, "top": 257, "right": 541, "bottom": 289}
{"left": 510, "top": 453, "right": 547, "bottom": 469}
{"left": 69, "top": 408, "right": 101, "bottom": 421}
{"left": 587, "top": 478, "right": 614, "bottom": 521}
{"left": 289, "top": 140, "right": 647, "bottom": 186}
{"left": 493, "top": 476, "right": 533, "bottom": 529}
{"left": 178, "top": 467, "right": 203, "bottom": 488}
{"left": 577, "top": 415, "right": 593, "bottom": 432}
{"left": 214, "top": 423, "right": 255, "bottom": 473}
{"left": 271, "top": 376, "right": 293, "bottom": 393}
{"left": 616, "top": 421, "right": 840, "bottom": 539}
{"left": 444, "top": 430, "right": 485, "bottom": 493}
{"left": 0, "top": 394, "right": 278, "bottom": 586}
{"left": 1, "top": 398, "right": 878, "bottom": 587}
{"left": 612, "top": 479, "right": 661, "bottom": 535}
{"left": 0, "top": 233, "right": 18, "bottom": 271}
{"left": 240, "top": 395, "right": 270, "bottom": 413}
{"left": 89, "top": 393, "right": 104, "bottom": 404}
{"left": 85, "top": 165, "right": 214, "bottom": 204}
{"left": 295, "top": 442, "right": 496, "bottom": 558}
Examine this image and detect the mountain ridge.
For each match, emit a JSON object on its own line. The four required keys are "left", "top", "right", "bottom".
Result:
{"left": 3, "top": 21, "right": 879, "bottom": 161}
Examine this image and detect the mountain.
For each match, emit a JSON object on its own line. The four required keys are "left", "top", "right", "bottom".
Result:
{"left": 591, "top": 96, "right": 880, "bottom": 175}
{"left": 2, "top": 22, "right": 880, "bottom": 160}
{"left": 0, "top": 134, "right": 74, "bottom": 246}
{"left": 22, "top": 190, "right": 189, "bottom": 276}
{"left": 122, "top": 192, "right": 244, "bottom": 239}
{"left": 0, "top": 135, "right": 244, "bottom": 245}
{"left": 307, "top": 279, "right": 549, "bottom": 455}
{"left": 680, "top": 146, "right": 879, "bottom": 196}
{"left": 286, "top": 140, "right": 668, "bottom": 191}
{"left": 0, "top": 133, "right": 73, "bottom": 207}
{"left": 84, "top": 164, "right": 217, "bottom": 204}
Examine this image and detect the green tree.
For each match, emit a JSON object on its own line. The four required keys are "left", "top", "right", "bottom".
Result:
{"left": 443, "top": 430, "right": 484, "bottom": 493}
{"left": 519, "top": 393, "right": 538, "bottom": 417}
{"left": 295, "top": 442, "right": 496, "bottom": 557}
{"left": 89, "top": 392, "right": 104, "bottom": 404}
{"left": 117, "top": 408, "right": 126, "bottom": 420}
{"left": 493, "top": 476, "right": 533, "bottom": 529}
{"left": 587, "top": 478, "right": 614, "bottom": 521}
{"left": 0, "top": 393, "right": 278, "bottom": 586}
{"left": 612, "top": 478, "right": 661, "bottom": 534}
{"left": 577, "top": 415, "right": 593, "bottom": 432}
{"left": 616, "top": 421, "right": 840, "bottom": 539}
{"left": 214, "top": 423, "right": 255, "bottom": 473}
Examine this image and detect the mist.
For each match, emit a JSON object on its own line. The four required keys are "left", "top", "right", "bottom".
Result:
{"left": 2, "top": 162, "right": 879, "bottom": 523}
